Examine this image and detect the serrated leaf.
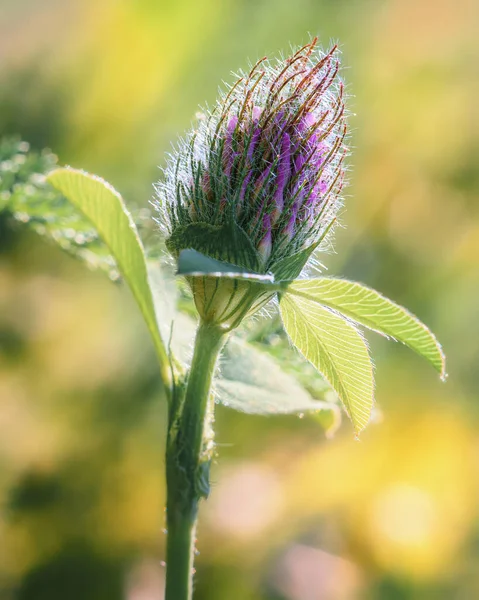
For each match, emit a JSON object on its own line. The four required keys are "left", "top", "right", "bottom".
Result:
{"left": 216, "top": 337, "right": 340, "bottom": 430}
{"left": 47, "top": 168, "right": 170, "bottom": 379}
{"left": 177, "top": 249, "right": 273, "bottom": 282}
{"left": 287, "top": 278, "right": 446, "bottom": 379}
{"left": 280, "top": 293, "right": 374, "bottom": 434}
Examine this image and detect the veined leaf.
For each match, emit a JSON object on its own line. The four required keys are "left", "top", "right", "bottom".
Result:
{"left": 153, "top": 285, "right": 341, "bottom": 434}
{"left": 217, "top": 337, "right": 340, "bottom": 435}
{"left": 0, "top": 138, "right": 114, "bottom": 275}
{"left": 287, "top": 278, "right": 446, "bottom": 379}
{"left": 177, "top": 249, "right": 274, "bottom": 282}
{"left": 47, "top": 168, "right": 170, "bottom": 386}
{"left": 280, "top": 293, "right": 374, "bottom": 434}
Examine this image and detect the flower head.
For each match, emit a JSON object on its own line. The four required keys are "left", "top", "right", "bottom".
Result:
{"left": 157, "top": 39, "right": 347, "bottom": 272}
{"left": 155, "top": 39, "right": 348, "bottom": 324}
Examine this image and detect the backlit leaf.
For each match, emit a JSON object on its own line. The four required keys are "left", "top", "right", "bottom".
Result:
{"left": 47, "top": 168, "right": 170, "bottom": 382}
{"left": 217, "top": 337, "right": 340, "bottom": 434}
{"left": 0, "top": 138, "right": 114, "bottom": 275}
{"left": 280, "top": 293, "right": 374, "bottom": 434}
{"left": 287, "top": 278, "right": 446, "bottom": 379}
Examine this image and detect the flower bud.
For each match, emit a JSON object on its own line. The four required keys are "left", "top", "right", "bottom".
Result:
{"left": 155, "top": 39, "right": 348, "bottom": 325}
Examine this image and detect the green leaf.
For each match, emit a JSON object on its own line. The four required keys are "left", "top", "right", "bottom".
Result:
{"left": 142, "top": 263, "right": 341, "bottom": 435}
{"left": 216, "top": 337, "right": 340, "bottom": 434}
{"left": 177, "top": 249, "right": 274, "bottom": 282}
{"left": 280, "top": 293, "right": 374, "bottom": 434}
{"left": 148, "top": 288, "right": 340, "bottom": 433}
{"left": 1, "top": 138, "right": 115, "bottom": 276}
{"left": 287, "top": 278, "right": 446, "bottom": 379}
{"left": 47, "top": 168, "right": 170, "bottom": 384}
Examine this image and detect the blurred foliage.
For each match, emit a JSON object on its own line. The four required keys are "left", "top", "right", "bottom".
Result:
{"left": 0, "top": 0, "right": 478, "bottom": 599}
{"left": 0, "top": 138, "right": 115, "bottom": 276}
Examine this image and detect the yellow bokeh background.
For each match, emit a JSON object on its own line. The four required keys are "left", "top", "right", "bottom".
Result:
{"left": 1, "top": 0, "right": 478, "bottom": 598}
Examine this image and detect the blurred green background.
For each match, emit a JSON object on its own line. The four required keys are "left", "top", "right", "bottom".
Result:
{"left": 0, "top": 0, "right": 478, "bottom": 598}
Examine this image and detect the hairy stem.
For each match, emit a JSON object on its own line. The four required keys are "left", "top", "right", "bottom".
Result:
{"left": 165, "top": 320, "right": 227, "bottom": 600}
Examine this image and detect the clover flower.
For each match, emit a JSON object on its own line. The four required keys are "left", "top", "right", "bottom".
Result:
{"left": 155, "top": 39, "right": 348, "bottom": 324}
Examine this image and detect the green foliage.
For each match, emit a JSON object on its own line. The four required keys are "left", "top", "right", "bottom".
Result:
{"left": 217, "top": 336, "right": 340, "bottom": 433}
{"left": 2, "top": 155, "right": 336, "bottom": 428}
{"left": 4, "top": 148, "right": 443, "bottom": 435}
{"left": 286, "top": 278, "right": 446, "bottom": 378}
{"left": 47, "top": 168, "right": 170, "bottom": 381}
{"left": 0, "top": 138, "right": 114, "bottom": 275}
{"left": 153, "top": 273, "right": 340, "bottom": 426}
{"left": 172, "top": 248, "right": 444, "bottom": 432}
{"left": 280, "top": 292, "right": 375, "bottom": 434}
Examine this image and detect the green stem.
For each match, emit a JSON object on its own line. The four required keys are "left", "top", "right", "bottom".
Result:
{"left": 165, "top": 320, "right": 227, "bottom": 600}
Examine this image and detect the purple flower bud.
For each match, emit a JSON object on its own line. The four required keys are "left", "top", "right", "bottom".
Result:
{"left": 157, "top": 38, "right": 348, "bottom": 276}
